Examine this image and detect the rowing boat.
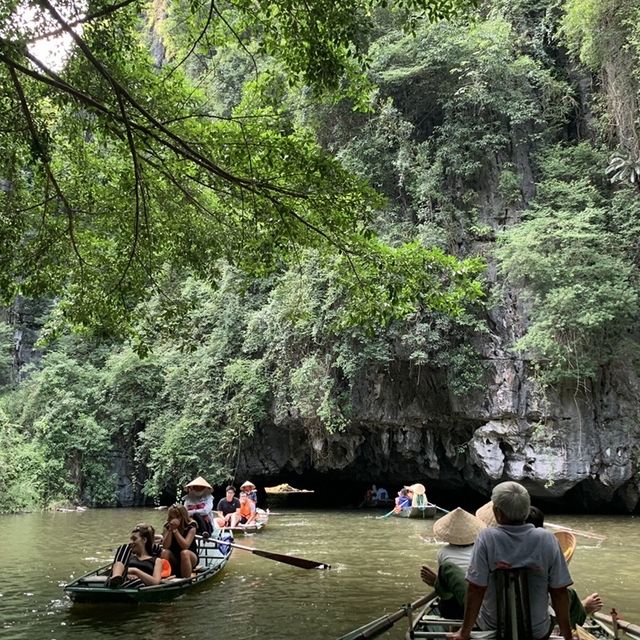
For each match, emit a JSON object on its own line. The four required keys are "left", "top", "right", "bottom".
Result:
{"left": 393, "top": 505, "right": 436, "bottom": 519}
{"left": 64, "top": 533, "right": 233, "bottom": 604}
{"left": 408, "top": 598, "right": 640, "bottom": 640}
{"left": 223, "top": 507, "right": 269, "bottom": 534}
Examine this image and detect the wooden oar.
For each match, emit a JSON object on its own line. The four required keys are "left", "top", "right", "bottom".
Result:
{"left": 336, "top": 591, "right": 437, "bottom": 640}
{"left": 209, "top": 538, "right": 330, "bottom": 570}
{"left": 545, "top": 521, "right": 607, "bottom": 541}
{"left": 427, "top": 502, "right": 450, "bottom": 514}
{"left": 376, "top": 508, "right": 396, "bottom": 519}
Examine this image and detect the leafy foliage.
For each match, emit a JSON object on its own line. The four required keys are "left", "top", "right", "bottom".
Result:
{"left": 497, "top": 143, "right": 640, "bottom": 384}
{"left": 0, "top": 0, "right": 479, "bottom": 335}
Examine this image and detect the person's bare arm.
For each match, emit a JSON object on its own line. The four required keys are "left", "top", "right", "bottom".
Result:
{"left": 449, "top": 582, "right": 486, "bottom": 640}
{"left": 162, "top": 525, "right": 173, "bottom": 548}
{"left": 173, "top": 526, "right": 196, "bottom": 550}
{"left": 550, "top": 586, "right": 573, "bottom": 640}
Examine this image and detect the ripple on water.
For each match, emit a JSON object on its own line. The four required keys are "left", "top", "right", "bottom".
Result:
{"left": 0, "top": 508, "right": 638, "bottom": 640}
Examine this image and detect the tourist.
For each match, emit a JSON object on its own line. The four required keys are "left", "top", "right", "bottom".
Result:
{"left": 420, "top": 507, "right": 485, "bottom": 618}
{"left": 447, "top": 482, "right": 573, "bottom": 640}
{"left": 375, "top": 486, "right": 389, "bottom": 502}
{"left": 215, "top": 485, "right": 240, "bottom": 528}
{"left": 183, "top": 476, "right": 214, "bottom": 535}
{"left": 394, "top": 488, "right": 411, "bottom": 512}
{"left": 161, "top": 505, "right": 199, "bottom": 578}
{"left": 230, "top": 491, "right": 257, "bottom": 527}
{"left": 107, "top": 523, "right": 163, "bottom": 588}
{"left": 364, "top": 484, "right": 377, "bottom": 505}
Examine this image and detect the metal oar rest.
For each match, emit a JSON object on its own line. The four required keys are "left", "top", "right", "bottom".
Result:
{"left": 410, "top": 567, "right": 533, "bottom": 640}
{"left": 495, "top": 567, "right": 532, "bottom": 640}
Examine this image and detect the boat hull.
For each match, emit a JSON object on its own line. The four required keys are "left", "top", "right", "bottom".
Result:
{"left": 393, "top": 505, "right": 436, "bottom": 519}
{"left": 64, "top": 535, "right": 232, "bottom": 604}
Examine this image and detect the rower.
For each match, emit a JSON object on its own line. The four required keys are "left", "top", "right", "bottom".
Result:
{"left": 240, "top": 480, "right": 258, "bottom": 504}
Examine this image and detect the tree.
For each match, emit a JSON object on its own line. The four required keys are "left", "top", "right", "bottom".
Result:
{"left": 0, "top": 0, "right": 480, "bottom": 335}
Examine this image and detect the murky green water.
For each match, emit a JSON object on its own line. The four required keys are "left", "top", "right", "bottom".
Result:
{"left": 0, "top": 508, "right": 637, "bottom": 639}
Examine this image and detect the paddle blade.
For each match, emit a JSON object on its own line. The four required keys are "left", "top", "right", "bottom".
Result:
{"left": 252, "top": 549, "right": 330, "bottom": 570}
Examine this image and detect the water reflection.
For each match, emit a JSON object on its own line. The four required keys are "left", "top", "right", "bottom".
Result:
{"left": 0, "top": 509, "right": 637, "bottom": 640}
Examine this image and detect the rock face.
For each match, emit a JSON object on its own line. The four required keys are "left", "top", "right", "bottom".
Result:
{"left": 237, "top": 146, "right": 640, "bottom": 513}
{"left": 237, "top": 348, "right": 640, "bottom": 512}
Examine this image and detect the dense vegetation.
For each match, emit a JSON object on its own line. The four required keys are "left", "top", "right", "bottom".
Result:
{"left": 2, "top": 0, "right": 640, "bottom": 511}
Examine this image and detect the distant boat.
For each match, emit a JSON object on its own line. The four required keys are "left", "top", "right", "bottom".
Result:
{"left": 393, "top": 505, "right": 437, "bottom": 519}
{"left": 223, "top": 507, "right": 269, "bottom": 534}
{"left": 265, "top": 483, "right": 314, "bottom": 495}
{"left": 64, "top": 534, "right": 232, "bottom": 604}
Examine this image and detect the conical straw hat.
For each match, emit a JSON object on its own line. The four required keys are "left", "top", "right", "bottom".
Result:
{"left": 240, "top": 480, "right": 256, "bottom": 489}
{"left": 404, "top": 483, "right": 426, "bottom": 495}
{"left": 554, "top": 530, "right": 577, "bottom": 563}
{"left": 433, "top": 507, "right": 486, "bottom": 545}
{"left": 475, "top": 501, "right": 497, "bottom": 526}
{"left": 185, "top": 476, "right": 212, "bottom": 490}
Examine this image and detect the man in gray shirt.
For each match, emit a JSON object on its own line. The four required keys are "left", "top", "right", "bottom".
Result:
{"left": 450, "top": 482, "right": 573, "bottom": 640}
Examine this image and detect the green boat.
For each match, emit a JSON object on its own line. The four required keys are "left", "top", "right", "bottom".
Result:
{"left": 64, "top": 534, "right": 233, "bottom": 604}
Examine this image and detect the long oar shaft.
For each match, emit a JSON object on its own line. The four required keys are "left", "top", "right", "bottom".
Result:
{"left": 545, "top": 521, "right": 606, "bottom": 541}
{"left": 209, "top": 538, "right": 330, "bottom": 570}
{"left": 427, "top": 502, "right": 449, "bottom": 514}
{"left": 376, "top": 508, "right": 396, "bottom": 519}
{"left": 337, "top": 591, "right": 437, "bottom": 640}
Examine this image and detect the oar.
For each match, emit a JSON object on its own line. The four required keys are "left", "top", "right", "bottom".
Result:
{"left": 209, "top": 538, "right": 330, "bottom": 570}
{"left": 336, "top": 591, "right": 437, "bottom": 640}
{"left": 545, "top": 521, "right": 607, "bottom": 541}
{"left": 376, "top": 508, "right": 396, "bottom": 519}
{"left": 427, "top": 502, "right": 449, "bottom": 514}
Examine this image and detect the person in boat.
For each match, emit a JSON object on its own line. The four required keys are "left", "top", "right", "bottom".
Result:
{"left": 240, "top": 480, "right": 257, "bottom": 504}
{"left": 160, "top": 505, "right": 199, "bottom": 579}
{"left": 364, "top": 484, "right": 377, "bottom": 505}
{"left": 374, "top": 486, "right": 389, "bottom": 502}
{"left": 420, "top": 507, "right": 486, "bottom": 618}
{"left": 448, "top": 482, "right": 574, "bottom": 640}
{"left": 183, "top": 476, "right": 214, "bottom": 535}
{"left": 394, "top": 488, "right": 411, "bottom": 512}
{"left": 215, "top": 485, "right": 240, "bottom": 528}
{"left": 525, "top": 505, "right": 603, "bottom": 627}
{"left": 230, "top": 491, "right": 257, "bottom": 527}
{"left": 107, "top": 523, "right": 163, "bottom": 588}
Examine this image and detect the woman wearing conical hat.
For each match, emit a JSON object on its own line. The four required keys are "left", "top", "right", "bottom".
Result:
{"left": 240, "top": 480, "right": 257, "bottom": 504}
{"left": 420, "top": 508, "right": 486, "bottom": 619}
{"left": 183, "top": 476, "right": 214, "bottom": 536}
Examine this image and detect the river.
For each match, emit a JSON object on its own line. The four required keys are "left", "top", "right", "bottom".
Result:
{"left": 0, "top": 508, "right": 637, "bottom": 639}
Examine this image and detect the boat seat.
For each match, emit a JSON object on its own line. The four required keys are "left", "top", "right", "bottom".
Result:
{"left": 80, "top": 576, "right": 109, "bottom": 584}
{"left": 494, "top": 567, "right": 532, "bottom": 640}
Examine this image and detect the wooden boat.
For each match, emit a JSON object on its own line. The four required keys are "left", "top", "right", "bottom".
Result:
{"left": 224, "top": 507, "right": 269, "bottom": 534}
{"left": 586, "top": 612, "right": 640, "bottom": 640}
{"left": 409, "top": 598, "right": 640, "bottom": 640}
{"left": 265, "top": 483, "right": 314, "bottom": 495}
{"left": 393, "top": 505, "right": 437, "bottom": 519}
{"left": 64, "top": 534, "right": 233, "bottom": 604}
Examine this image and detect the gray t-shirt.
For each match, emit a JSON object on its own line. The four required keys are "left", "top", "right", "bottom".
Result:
{"left": 466, "top": 524, "right": 572, "bottom": 639}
